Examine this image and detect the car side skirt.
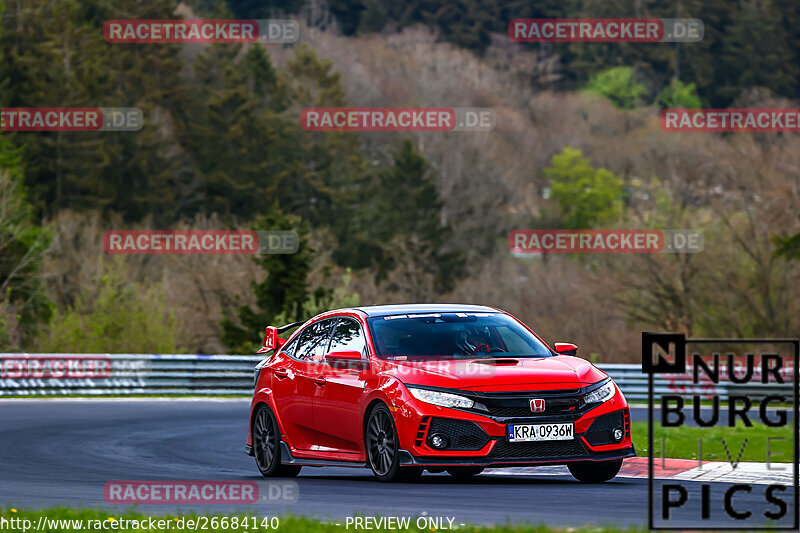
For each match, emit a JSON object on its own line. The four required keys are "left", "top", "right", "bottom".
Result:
{"left": 278, "top": 441, "right": 367, "bottom": 468}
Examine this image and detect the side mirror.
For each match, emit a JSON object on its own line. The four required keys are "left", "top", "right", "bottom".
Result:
{"left": 326, "top": 350, "right": 368, "bottom": 369}
{"left": 554, "top": 342, "right": 578, "bottom": 356}
{"left": 257, "top": 326, "right": 287, "bottom": 354}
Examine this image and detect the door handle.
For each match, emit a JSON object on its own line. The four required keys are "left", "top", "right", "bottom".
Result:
{"left": 273, "top": 369, "right": 289, "bottom": 378}
{"left": 312, "top": 376, "right": 327, "bottom": 386}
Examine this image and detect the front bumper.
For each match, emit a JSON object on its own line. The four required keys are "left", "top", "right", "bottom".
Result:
{"left": 397, "top": 443, "right": 636, "bottom": 467}
{"left": 394, "top": 386, "right": 635, "bottom": 466}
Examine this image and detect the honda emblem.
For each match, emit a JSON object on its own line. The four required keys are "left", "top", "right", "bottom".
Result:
{"left": 530, "top": 399, "right": 545, "bottom": 413}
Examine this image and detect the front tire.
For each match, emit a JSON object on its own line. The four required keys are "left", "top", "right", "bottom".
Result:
{"left": 252, "top": 405, "right": 302, "bottom": 478}
{"left": 365, "top": 404, "right": 420, "bottom": 482}
{"left": 568, "top": 459, "right": 622, "bottom": 483}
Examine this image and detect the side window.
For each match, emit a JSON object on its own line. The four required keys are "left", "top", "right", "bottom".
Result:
{"left": 278, "top": 325, "right": 304, "bottom": 358}
{"left": 294, "top": 319, "right": 335, "bottom": 363}
{"left": 279, "top": 337, "right": 297, "bottom": 358}
{"left": 329, "top": 318, "right": 367, "bottom": 357}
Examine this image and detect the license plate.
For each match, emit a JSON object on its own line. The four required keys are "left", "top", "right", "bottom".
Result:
{"left": 507, "top": 422, "right": 573, "bottom": 442}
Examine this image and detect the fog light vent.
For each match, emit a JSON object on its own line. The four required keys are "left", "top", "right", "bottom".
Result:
{"left": 429, "top": 433, "right": 449, "bottom": 449}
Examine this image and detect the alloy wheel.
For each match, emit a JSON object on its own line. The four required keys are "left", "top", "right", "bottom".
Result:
{"left": 367, "top": 408, "right": 396, "bottom": 476}
{"left": 253, "top": 407, "right": 276, "bottom": 472}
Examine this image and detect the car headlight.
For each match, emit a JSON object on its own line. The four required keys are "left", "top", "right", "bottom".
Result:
{"left": 407, "top": 387, "right": 475, "bottom": 409}
{"left": 581, "top": 379, "right": 616, "bottom": 406}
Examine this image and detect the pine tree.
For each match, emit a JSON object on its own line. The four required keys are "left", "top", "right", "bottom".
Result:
{"left": 220, "top": 210, "right": 317, "bottom": 353}
{"left": 717, "top": 0, "right": 797, "bottom": 106}
{"left": 0, "top": 0, "right": 190, "bottom": 221}
{"left": 373, "top": 139, "right": 461, "bottom": 290}
{"left": 91, "top": 0, "right": 193, "bottom": 223}
{"left": 179, "top": 42, "right": 287, "bottom": 217}
{"left": 278, "top": 44, "right": 365, "bottom": 225}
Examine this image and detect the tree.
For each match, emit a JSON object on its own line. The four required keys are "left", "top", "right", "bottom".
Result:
{"left": 220, "top": 210, "right": 318, "bottom": 353}
{"left": 91, "top": 0, "right": 192, "bottom": 223}
{"left": 655, "top": 79, "right": 702, "bottom": 109}
{"left": 271, "top": 270, "right": 360, "bottom": 330}
{"left": 372, "top": 139, "right": 462, "bottom": 291}
{"left": 583, "top": 67, "right": 646, "bottom": 110}
{"left": 278, "top": 43, "right": 366, "bottom": 225}
{"left": 613, "top": 190, "right": 703, "bottom": 336}
{"left": 0, "top": 0, "right": 188, "bottom": 222}
{"left": 176, "top": 42, "right": 369, "bottom": 228}
{"left": 207, "top": 0, "right": 800, "bottom": 107}
{"left": 544, "top": 147, "right": 624, "bottom": 229}
{"left": 220, "top": 213, "right": 363, "bottom": 353}
{"left": 0, "top": 131, "right": 52, "bottom": 350}
{"left": 0, "top": 0, "right": 112, "bottom": 216}
{"left": 36, "top": 260, "right": 182, "bottom": 353}
{"left": 773, "top": 216, "right": 800, "bottom": 260}
{"left": 178, "top": 42, "right": 290, "bottom": 218}
{"left": 716, "top": 0, "right": 797, "bottom": 106}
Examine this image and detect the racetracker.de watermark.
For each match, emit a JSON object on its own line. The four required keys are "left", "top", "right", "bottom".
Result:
{"left": 104, "top": 480, "right": 298, "bottom": 504}
{"left": 104, "top": 19, "right": 299, "bottom": 43}
{"left": 661, "top": 108, "right": 800, "bottom": 132}
{"left": 301, "top": 107, "right": 495, "bottom": 132}
{"left": 384, "top": 359, "right": 500, "bottom": 379}
{"left": 509, "top": 229, "right": 703, "bottom": 254}
{"left": 103, "top": 230, "right": 299, "bottom": 255}
{"left": 509, "top": 18, "right": 703, "bottom": 43}
{"left": 1, "top": 108, "right": 142, "bottom": 132}
{"left": 0, "top": 356, "right": 112, "bottom": 379}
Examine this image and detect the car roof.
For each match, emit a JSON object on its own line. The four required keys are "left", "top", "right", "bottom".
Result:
{"left": 351, "top": 304, "right": 500, "bottom": 317}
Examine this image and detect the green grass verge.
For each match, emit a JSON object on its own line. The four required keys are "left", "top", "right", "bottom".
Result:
{"left": 0, "top": 508, "right": 644, "bottom": 533}
{"left": 630, "top": 420, "right": 793, "bottom": 463}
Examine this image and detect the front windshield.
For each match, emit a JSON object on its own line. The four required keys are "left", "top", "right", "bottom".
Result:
{"left": 367, "top": 312, "right": 553, "bottom": 359}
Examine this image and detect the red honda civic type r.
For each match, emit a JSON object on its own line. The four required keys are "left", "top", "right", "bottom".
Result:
{"left": 246, "top": 304, "right": 635, "bottom": 482}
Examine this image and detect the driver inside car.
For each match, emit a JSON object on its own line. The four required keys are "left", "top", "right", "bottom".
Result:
{"left": 454, "top": 326, "right": 502, "bottom": 357}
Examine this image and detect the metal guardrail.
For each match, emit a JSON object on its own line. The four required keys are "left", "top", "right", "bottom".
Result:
{"left": 0, "top": 354, "right": 263, "bottom": 396}
{"left": 0, "top": 354, "right": 794, "bottom": 399}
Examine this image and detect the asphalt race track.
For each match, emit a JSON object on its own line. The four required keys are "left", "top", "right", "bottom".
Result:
{"left": 0, "top": 400, "right": 793, "bottom": 528}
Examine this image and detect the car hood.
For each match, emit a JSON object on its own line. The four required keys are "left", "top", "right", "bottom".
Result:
{"left": 377, "top": 355, "right": 607, "bottom": 392}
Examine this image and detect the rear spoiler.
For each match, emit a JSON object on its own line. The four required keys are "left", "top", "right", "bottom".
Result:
{"left": 257, "top": 320, "right": 307, "bottom": 354}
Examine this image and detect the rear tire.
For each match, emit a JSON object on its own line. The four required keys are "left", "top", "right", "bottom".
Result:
{"left": 252, "top": 405, "right": 302, "bottom": 478}
{"left": 447, "top": 467, "right": 484, "bottom": 480}
{"left": 366, "top": 404, "right": 419, "bottom": 482}
{"left": 568, "top": 459, "right": 622, "bottom": 483}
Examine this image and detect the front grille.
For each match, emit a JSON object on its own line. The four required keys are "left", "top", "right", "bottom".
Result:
{"left": 428, "top": 418, "right": 490, "bottom": 451}
{"left": 478, "top": 390, "right": 583, "bottom": 419}
{"left": 490, "top": 438, "right": 588, "bottom": 459}
{"left": 487, "top": 402, "right": 578, "bottom": 418}
{"left": 584, "top": 410, "right": 625, "bottom": 446}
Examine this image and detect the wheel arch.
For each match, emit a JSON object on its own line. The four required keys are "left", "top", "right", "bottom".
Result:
{"left": 249, "top": 389, "right": 286, "bottom": 447}
{"left": 362, "top": 397, "right": 390, "bottom": 443}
